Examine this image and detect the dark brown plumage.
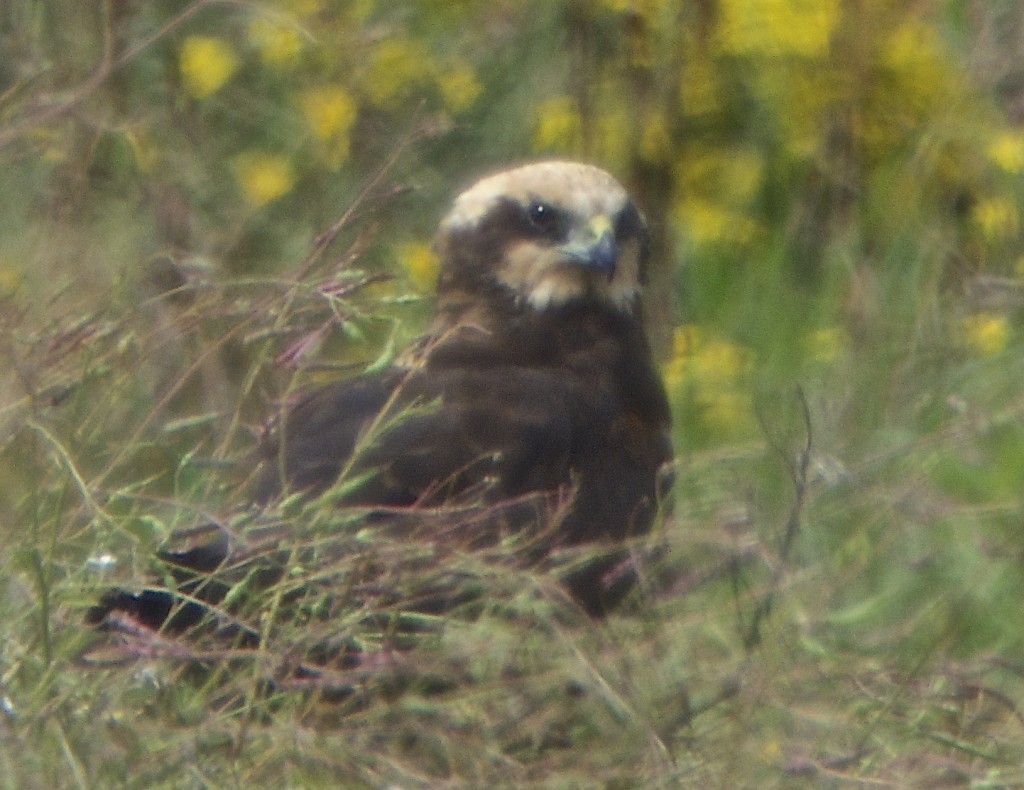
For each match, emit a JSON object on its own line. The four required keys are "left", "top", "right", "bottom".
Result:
{"left": 256, "top": 162, "right": 670, "bottom": 537}
{"left": 89, "top": 161, "right": 672, "bottom": 640}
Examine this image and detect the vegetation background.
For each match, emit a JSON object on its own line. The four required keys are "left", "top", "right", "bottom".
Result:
{"left": 3, "top": 0, "right": 1024, "bottom": 786}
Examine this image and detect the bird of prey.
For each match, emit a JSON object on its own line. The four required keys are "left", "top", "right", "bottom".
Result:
{"left": 89, "top": 160, "right": 673, "bottom": 643}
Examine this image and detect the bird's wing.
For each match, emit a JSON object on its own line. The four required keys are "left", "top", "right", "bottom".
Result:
{"left": 254, "top": 345, "right": 614, "bottom": 511}
{"left": 252, "top": 367, "right": 407, "bottom": 503}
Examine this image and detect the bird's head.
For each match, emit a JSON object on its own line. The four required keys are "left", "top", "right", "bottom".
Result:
{"left": 436, "top": 161, "right": 649, "bottom": 313}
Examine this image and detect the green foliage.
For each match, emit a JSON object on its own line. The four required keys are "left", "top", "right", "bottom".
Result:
{"left": 3, "top": 0, "right": 1024, "bottom": 786}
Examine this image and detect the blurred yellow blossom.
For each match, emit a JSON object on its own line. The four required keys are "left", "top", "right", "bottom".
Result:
{"left": 805, "top": 326, "right": 849, "bottom": 363}
{"left": 397, "top": 242, "right": 440, "bottom": 291}
{"left": 532, "top": 96, "right": 583, "bottom": 153}
{"left": 717, "top": 0, "right": 839, "bottom": 58}
{"left": 753, "top": 66, "right": 837, "bottom": 157}
{"left": 301, "top": 86, "right": 356, "bottom": 140}
{"left": 972, "top": 197, "right": 1019, "bottom": 241}
{"left": 125, "top": 126, "right": 158, "bottom": 173}
{"left": 438, "top": 63, "right": 482, "bottom": 113}
{"left": 364, "top": 38, "right": 435, "bottom": 108}
{"left": 664, "top": 325, "right": 756, "bottom": 437}
{"left": 688, "top": 338, "right": 752, "bottom": 387}
{"left": 300, "top": 85, "right": 357, "bottom": 169}
{"left": 759, "top": 739, "right": 783, "bottom": 764}
{"left": 595, "top": 109, "right": 632, "bottom": 169}
{"left": 248, "top": 18, "right": 304, "bottom": 68}
{"left": 179, "top": 35, "right": 239, "bottom": 98}
{"left": 671, "top": 324, "right": 701, "bottom": 356}
{"left": 988, "top": 131, "right": 1024, "bottom": 175}
{"left": 233, "top": 152, "right": 295, "bottom": 206}
{"left": 722, "top": 149, "right": 764, "bottom": 204}
{"left": 598, "top": 0, "right": 674, "bottom": 19}
{"left": 675, "top": 197, "right": 760, "bottom": 248}
{"left": 883, "top": 20, "right": 942, "bottom": 75}
{"left": 674, "top": 145, "right": 763, "bottom": 206}
{"left": 882, "top": 20, "right": 950, "bottom": 112}
{"left": 665, "top": 325, "right": 753, "bottom": 388}
{"left": 962, "top": 313, "right": 1010, "bottom": 356}
{"left": 680, "top": 58, "right": 722, "bottom": 118}
{"left": 0, "top": 259, "right": 22, "bottom": 297}
{"left": 29, "top": 127, "right": 68, "bottom": 164}
{"left": 701, "top": 391, "right": 756, "bottom": 436}
{"left": 639, "top": 111, "right": 672, "bottom": 164}
{"left": 286, "top": 0, "right": 325, "bottom": 14}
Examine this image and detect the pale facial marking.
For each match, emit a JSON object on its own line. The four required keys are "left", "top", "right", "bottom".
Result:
{"left": 440, "top": 161, "right": 646, "bottom": 312}
{"left": 442, "top": 161, "right": 630, "bottom": 233}
{"left": 496, "top": 236, "right": 642, "bottom": 311}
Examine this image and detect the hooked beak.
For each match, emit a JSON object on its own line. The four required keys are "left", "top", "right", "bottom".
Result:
{"left": 559, "top": 215, "right": 617, "bottom": 280}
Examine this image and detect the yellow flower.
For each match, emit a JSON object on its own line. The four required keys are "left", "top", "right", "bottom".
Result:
{"left": 972, "top": 197, "right": 1019, "bottom": 241}
{"left": 883, "top": 20, "right": 942, "bottom": 75}
{"left": 396, "top": 242, "right": 440, "bottom": 291}
{"left": 438, "top": 63, "right": 482, "bottom": 113}
{"left": 690, "top": 339, "right": 753, "bottom": 387}
{"left": 665, "top": 325, "right": 753, "bottom": 388}
{"left": 532, "top": 96, "right": 583, "bottom": 153}
{"left": 674, "top": 197, "right": 760, "bottom": 248}
{"left": 300, "top": 85, "right": 357, "bottom": 169}
{"left": 179, "top": 35, "right": 239, "bottom": 99}
{"left": 988, "top": 131, "right": 1024, "bottom": 175}
{"left": 665, "top": 325, "right": 757, "bottom": 438}
{"left": 962, "top": 313, "right": 1010, "bottom": 356}
{"left": 248, "top": 18, "right": 304, "bottom": 68}
{"left": 680, "top": 58, "right": 721, "bottom": 118}
{"left": 30, "top": 127, "right": 68, "bottom": 164}
{"left": 599, "top": 0, "right": 672, "bottom": 17}
{"left": 805, "top": 326, "right": 849, "bottom": 363}
{"left": 754, "top": 66, "right": 838, "bottom": 157}
{"left": 701, "top": 390, "right": 755, "bottom": 436}
{"left": 363, "top": 38, "right": 434, "bottom": 109}
{"left": 674, "top": 145, "right": 762, "bottom": 207}
{"left": 285, "top": 0, "right": 325, "bottom": 15}
{"left": 0, "top": 259, "right": 23, "bottom": 297}
{"left": 233, "top": 152, "right": 295, "bottom": 206}
{"left": 125, "top": 125, "right": 158, "bottom": 173}
{"left": 717, "top": 0, "right": 839, "bottom": 58}
{"left": 760, "top": 739, "right": 783, "bottom": 764}
{"left": 722, "top": 149, "right": 764, "bottom": 205}
{"left": 639, "top": 110, "right": 672, "bottom": 164}
{"left": 671, "top": 324, "right": 702, "bottom": 357}
{"left": 593, "top": 109, "right": 631, "bottom": 169}
{"left": 301, "top": 85, "right": 357, "bottom": 140}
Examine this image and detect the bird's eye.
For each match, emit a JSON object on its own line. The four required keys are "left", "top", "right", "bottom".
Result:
{"left": 526, "top": 201, "right": 561, "bottom": 236}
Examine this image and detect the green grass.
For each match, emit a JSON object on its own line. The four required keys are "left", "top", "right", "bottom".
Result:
{"left": 3, "top": 222, "right": 1024, "bottom": 788}
{"left": 5, "top": 2, "right": 1024, "bottom": 786}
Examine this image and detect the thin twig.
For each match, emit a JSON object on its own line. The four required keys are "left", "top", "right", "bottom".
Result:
{"left": 742, "top": 386, "right": 813, "bottom": 651}
{"left": 0, "top": 0, "right": 218, "bottom": 150}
